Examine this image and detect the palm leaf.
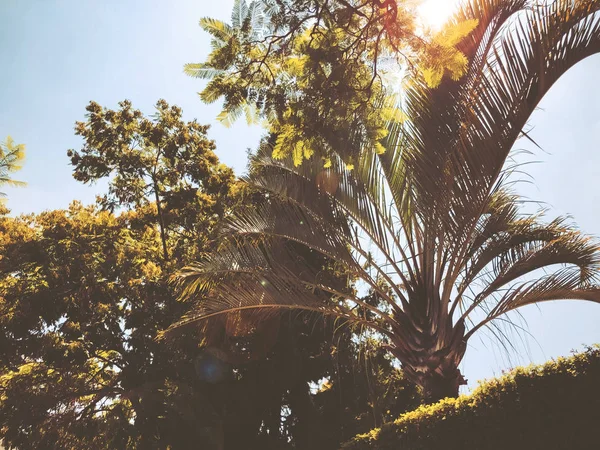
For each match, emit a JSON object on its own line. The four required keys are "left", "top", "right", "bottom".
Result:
{"left": 231, "top": 0, "right": 249, "bottom": 29}
{"left": 199, "top": 17, "right": 234, "bottom": 42}
{"left": 183, "top": 63, "right": 224, "bottom": 80}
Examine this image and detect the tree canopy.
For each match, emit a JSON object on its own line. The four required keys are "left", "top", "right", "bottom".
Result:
{"left": 0, "top": 100, "right": 418, "bottom": 449}
{"left": 2, "top": 0, "right": 600, "bottom": 448}
{"left": 67, "top": 99, "right": 236, "bottom": 262}
{"left": 186, "top": 0, "right": 477, "bottom": 166}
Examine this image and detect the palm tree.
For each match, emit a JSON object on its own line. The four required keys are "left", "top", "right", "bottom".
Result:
{"left": 0, "top": 137, "right": 26, "bottom": 199}
{"left": 172, "top": 0, "right": 600, "bottom": 402}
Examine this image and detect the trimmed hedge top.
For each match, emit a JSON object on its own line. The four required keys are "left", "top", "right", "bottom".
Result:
{"left": 342, "top": 346, "right": 600, "bottom": 450}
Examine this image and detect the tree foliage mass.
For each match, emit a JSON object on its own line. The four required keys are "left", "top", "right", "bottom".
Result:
{"left": 0, "top": 100, "right": 418, "bottom": 450}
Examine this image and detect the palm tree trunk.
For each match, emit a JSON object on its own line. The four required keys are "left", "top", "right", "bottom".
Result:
{"left": 397, "top": 352, "right": 467, "bottom": 404}
{"left": 412, "top": 365, "right": 466, "bottom": 404}
{"left": 388, "top": 321, "right": 468, "bottom": 404}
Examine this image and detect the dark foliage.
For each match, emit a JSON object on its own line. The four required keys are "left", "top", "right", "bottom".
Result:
{"left": 342, "top": 346, "right": 600, "bottom": 450}
{"left": 0, "top": 100, "right": 418, "bottom": 450}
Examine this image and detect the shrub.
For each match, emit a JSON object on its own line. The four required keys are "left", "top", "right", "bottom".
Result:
{"left": 342, "top": 346, "right": 600, "bottom": 450}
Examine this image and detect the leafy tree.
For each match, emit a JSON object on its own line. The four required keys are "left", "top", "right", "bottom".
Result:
{"left": 0, "top": 136, "right": 26, "bottom": 199}
{"left": 173, "top": 0, "right": 600, "bottom": 403}
{"left": 0, "top": 187, "right": 415, "bottom": 450}
{"left": 67, "top": 99, "right": 235, "bottom": 262}
{"left": 0, "top": 100, "right": 239, "bottom": 449}
{"left": 0, "top": 203, "right": 184, "bottom": 449}
{"left": 185, "top": 0, "right": 477, "bottom": 166}
{"left": 0, "top": 100, "right": 418, "bottom": 449}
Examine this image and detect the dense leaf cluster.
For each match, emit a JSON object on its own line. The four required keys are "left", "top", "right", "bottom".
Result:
{"left": 0, "top": 100, "right": 419, "bottom": 449}
{"left": 186, "top": 0, "right": 475, "bottom": 166}
{"left": 67, "top": 99, "right": 236, "bottom": 262}
{"left": 342, "top": 346, "right": 600, "bottom": 450}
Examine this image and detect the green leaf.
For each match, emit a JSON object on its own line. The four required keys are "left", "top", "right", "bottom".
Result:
{"left": 231, "top": 0, "right": 249, "bottom": 29}
{"left": 199, "top": 17, "right": 233, "bottom": 41}
{"left": 183, "top": 63, "right": 224, "bottom": 80}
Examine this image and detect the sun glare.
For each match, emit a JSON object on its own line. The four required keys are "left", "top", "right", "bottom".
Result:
{"left": 417, "top": 0, "right": 459, "bottom": 30}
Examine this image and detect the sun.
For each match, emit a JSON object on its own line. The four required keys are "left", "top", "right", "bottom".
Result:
{"left": 417, "top": 0, "right": 459, "bottom": 30}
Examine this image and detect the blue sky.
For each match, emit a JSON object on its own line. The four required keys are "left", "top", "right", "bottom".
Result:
{"left": 1, "top": 0, "right": 599, "bottom": 389}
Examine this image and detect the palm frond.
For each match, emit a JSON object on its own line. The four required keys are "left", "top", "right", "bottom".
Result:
{"left": 465, "top": 269, "right": 600, "bottom": 340}
{"left": 231, "top": 0, "right": 249, "bottom": 29}
{"left": 247, "top": 1, "right": 267, "bottom": 37}
{"left": 199, "top": 17, "right": 234, "bottom": 42}
{"left": 183, "top": 63, "right": 224, "bottom": 80}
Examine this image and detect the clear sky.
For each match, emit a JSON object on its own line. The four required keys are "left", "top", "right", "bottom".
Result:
{"left": 1, "top": 0, "right": 599, "bottom": 390}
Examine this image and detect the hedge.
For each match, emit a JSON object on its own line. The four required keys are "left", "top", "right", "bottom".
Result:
{"left": 342, "top": 346, "right": 600, "bottom": 450}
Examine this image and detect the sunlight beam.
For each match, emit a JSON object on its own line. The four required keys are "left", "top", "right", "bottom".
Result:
{"left": 418, "top": 0, "right": 460, "bottom": 29}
